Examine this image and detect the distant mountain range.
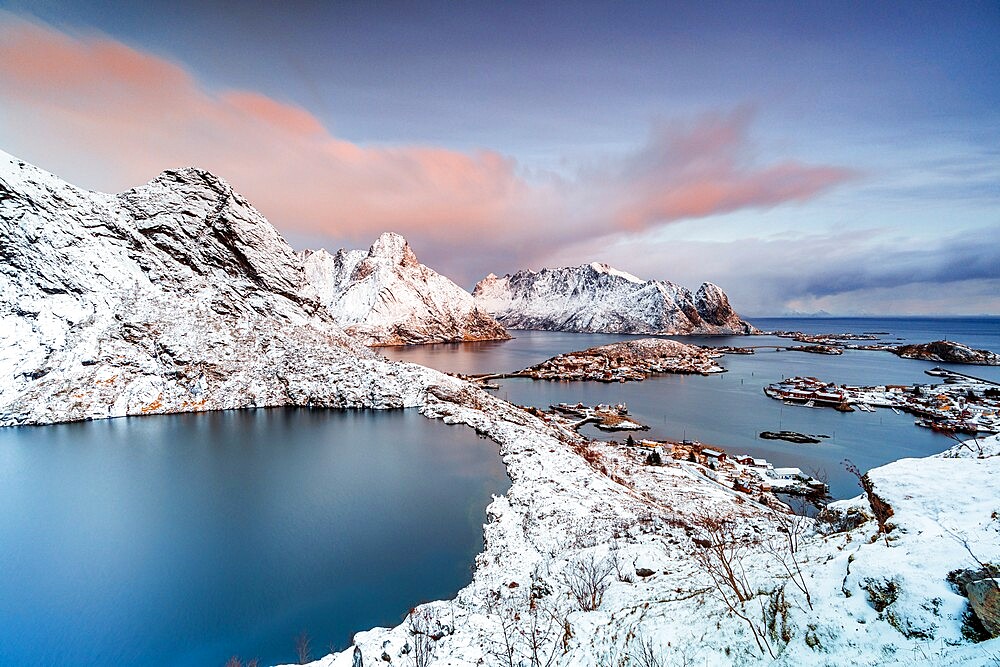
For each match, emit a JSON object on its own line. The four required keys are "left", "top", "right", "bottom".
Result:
{"left": 474, "top": 263, "right": 756, "bottom": 335}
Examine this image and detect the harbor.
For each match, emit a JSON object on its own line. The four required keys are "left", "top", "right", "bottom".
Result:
{"left": 764, "top": 368, "right": 1000, "bottom": 435}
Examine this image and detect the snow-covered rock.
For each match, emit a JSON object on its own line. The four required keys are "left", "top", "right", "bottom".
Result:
{"left": 474, "top": 262, "right": 757, "bottom": 335}
{"left": 302, "top": 232, "right": 509, "bottom": 346}
{"left": 0, "top": 150, "right": 456, "bottom": 425}
{"left": 893, "top": 340, "right": 1000, "bottom": 366}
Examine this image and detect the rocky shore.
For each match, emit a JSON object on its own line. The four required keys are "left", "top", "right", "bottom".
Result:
{"left": 788, "top": 344, "right": 844, "bottom": 355}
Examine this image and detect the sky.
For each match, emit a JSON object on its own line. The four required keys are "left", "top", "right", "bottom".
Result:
{"left": 0, "top": 0, "right": 997, "bottom": 315}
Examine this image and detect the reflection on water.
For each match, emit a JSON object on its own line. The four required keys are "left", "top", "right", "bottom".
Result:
{"left": 0, "top": 408, "right": 509, "bottom": 667}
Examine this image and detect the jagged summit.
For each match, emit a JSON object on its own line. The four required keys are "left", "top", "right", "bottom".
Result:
{"left": 589, "top": 261, "right": 644, "bottom": 284}
{"left": 0, "top": 150, "right": 440, "bottom": 426}
{"left": 473, "top": 263, "right": 756, "bottom": 335}
{"left": 302, "top": 232, "right": 510, "bottom": 346}
{"left": 367, "top": 231, "right": 420, "bottom": 267}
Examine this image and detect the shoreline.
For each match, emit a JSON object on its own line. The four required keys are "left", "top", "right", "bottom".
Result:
{"left": 270, "top": 371, "right": 1000, "bottom": 667}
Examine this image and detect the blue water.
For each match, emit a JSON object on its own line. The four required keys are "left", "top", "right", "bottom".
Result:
{"left": 385, "top": 318, "right": 1000, "bottom": 500}
{"left": 0, "top": 409, "right": 509, "bottom": 667}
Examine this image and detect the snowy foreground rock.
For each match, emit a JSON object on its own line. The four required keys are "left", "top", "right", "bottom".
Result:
{"left": 2, "top": 152, "right": 996, "bottom": 665}
{"left": 474, "top": 263, "right": 757, "bottom": 335}
{"left": 302, "top": 233, "right": 509, "bottom": 346}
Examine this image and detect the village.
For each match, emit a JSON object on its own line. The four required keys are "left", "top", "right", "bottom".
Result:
{"left": 528, "top": 401, "right": 830, "bottom": 499}
{"left": 764, "top": 367, "right": 1000, "bottom": 435}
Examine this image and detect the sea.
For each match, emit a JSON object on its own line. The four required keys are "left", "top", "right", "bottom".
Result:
{"left": 383, "top": 317, "right": 1000, "bottom": 501}
{"left": 0, "top": 409, "right": 509, "bottom": 666}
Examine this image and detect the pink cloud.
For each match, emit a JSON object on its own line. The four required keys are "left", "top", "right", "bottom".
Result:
{"left": 0, "top": 13, "right": 855, "bottom": 284}
{"left": 610, "top": 112, "right": 856, "bottom": 230}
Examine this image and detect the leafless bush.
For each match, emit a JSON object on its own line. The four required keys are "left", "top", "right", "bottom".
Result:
{"left": 609, "top": 541, "right": 635, "bottom": 583}
{"left": 485, "top": 585, "right": 569, "bottom": 667}
{"left": 224, "top": 658, "right": 258, "bottom": 667}
{"left": 629, "top": 634, "right": 666, "bottom": 667}
{"left": 294, "top": 631, "right": 311, "bottom": 664}
{"left": 519, "top": 598, "right": 565, "bottom": 667}
{"left": 690, "top": 513, "right": 775, "bottom": 659}
{"left": 563, "top": 553, "right": 614, "bottom": 611}
{"left": 407, "top": 608, "right": 434, "bottom": 667}
{"left": 948, "top": 430, "right": 986, "bottom": 456}
{"left": 485, "top": 591, "right": 521, "bottom": 667}
{"left": 764, "top": 505, "right": 813, "bottom": 610}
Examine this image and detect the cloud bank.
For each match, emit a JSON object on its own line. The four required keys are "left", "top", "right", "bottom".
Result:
{"left": 0, "top": 12, "right": 854, "bottom": 293}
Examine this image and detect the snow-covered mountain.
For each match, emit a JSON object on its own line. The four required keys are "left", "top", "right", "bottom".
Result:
{"left": 474, "top": 262, "right": 757, "bottom": 335}
{"left": 0, "top": 150, "right": 446, "bottom": 426}
{"left": 302, "top": 232, "right": 509, "bottom": 346}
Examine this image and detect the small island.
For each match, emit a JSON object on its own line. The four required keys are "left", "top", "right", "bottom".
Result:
{"left": 893, "top": 340, "right": 1000, "bottom": 365}
{"left": 759, "top": 430, "right": 824, "bottom": 444}
{"left": 506, "top": 338, "right": 725, "bottom": 382}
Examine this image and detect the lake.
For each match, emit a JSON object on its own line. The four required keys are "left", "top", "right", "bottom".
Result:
{"left": 0, "top": 408, "right": 509, "bottom": 667}
{"left": 384, "top": 317, "right": 1000, "bottom": 500}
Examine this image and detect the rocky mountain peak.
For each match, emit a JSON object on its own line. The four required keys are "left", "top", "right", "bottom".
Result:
{"left": 474, "top": 263, "right": 756, "bottom": 335}
{"left": 117, "top": 164, "right": 305, "bottom": 302}
{"left": 0, "top": 150, "right": 456, "bottom": 427}
{"left": 368, "top": 231, "right": 419, "bottom": 268}
{"left": 303, "top": 233, "right": 509, "bottom": 346}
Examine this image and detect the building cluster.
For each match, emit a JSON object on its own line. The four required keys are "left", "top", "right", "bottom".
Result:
{"left": 632, "top": 438, "right": 829, "bottom": 497}
{"left": 765, "top": 369, "right": 1000, "bottom": 435}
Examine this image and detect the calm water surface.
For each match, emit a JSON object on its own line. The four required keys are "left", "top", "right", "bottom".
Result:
{"left": 0, "top": 409, "right": 509, "bottom": 667}
{"left": 384, "top": 318, "right": 1000, "bottom": 500}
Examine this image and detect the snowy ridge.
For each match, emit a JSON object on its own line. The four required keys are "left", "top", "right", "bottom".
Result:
{"left": 473, "top": 264, "right": 757, "bottom": 335}
{"left": 0, "top": 150, "right": 453, "bottom": 425}
{"left": 302, "top": 232, "right": 509, "bottom": 346}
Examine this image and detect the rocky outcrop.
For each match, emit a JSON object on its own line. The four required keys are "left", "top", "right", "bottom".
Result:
{"left": 966, "top": 579, "right": 1000, "bottom": 637}
{"left": 302, "top": 232, "right": 509, "bottom": 346}
{"left": 512, "top": 338, "right": 725, "bottom": 382}
{"left": 0, "top": 150, "right": 450, "bottom": 426}
{"left": 893, "top": 340, "right": 1000, "bottom": 366}
{"left": 473, "top": 263, "right": 756, "bottom": 335}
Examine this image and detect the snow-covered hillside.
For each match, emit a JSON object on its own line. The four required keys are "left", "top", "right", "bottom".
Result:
{"left": 302, "top": 232, "right": 509, "bottom": 346}
{"left": 474, "top": 262, "right": 757, "bottom": 335}
{"left": 290, "top": 427, "right": 999, "bottom": 667}
{"left": 0, "top": 150, "right": 452, "bottom": 425}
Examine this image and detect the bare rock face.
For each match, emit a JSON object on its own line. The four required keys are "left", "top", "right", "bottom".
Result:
{"left": 302, "top": 232, "right": 509, "bottom": 346}
{"left": 0, "top": 150, "right": 447, "bottom": 426}
{"left": 473, "top": 263, "right": 756, "bottom": 335}
{"left": 966, "top": 579, "right": 1000, "bottom": 637}
{"left": 893, "top": 340, "right": 1000, "bottom": 366}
